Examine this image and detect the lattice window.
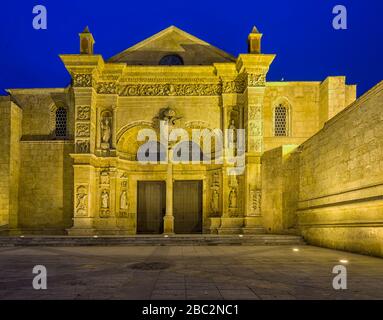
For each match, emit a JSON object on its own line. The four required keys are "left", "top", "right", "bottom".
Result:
{"left": 274, "top": 105, "right": 288, "bottom": 136}
{"left": 55, "top": 107, "right": 67, "bottom": 138}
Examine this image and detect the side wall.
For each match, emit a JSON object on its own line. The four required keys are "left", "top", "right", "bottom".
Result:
{"left": 262, "top": 145, "right": 299, "bottom": 234}
{"left": 18, "top": 141, "right": 74, "bottom": 232}
{"left": 263, "top": 82, "right": 383, "bottom": 257}
{"left": 298, "top": 82, "right": 383, "bottom": 257}
{"left": 0, "top": 98, "right": 22, "bottom": 229}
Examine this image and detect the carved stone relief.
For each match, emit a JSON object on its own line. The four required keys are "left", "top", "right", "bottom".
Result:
{"left": 100, "top": 189, "right": 110, "bottom": 218}
{"left": 73, "top": 74, "right": 93, "bottom": 87}
{"left": 249, "top": 189, "right": 262, "bottom": 216}
{"left": 75, "top": 185, "right": 88, "bottom": 217}
{"left": 76, "top": 140, "right": 90, "bottom": 153}
{"left": 210, "top": 172, "right": 220, "bottom": 216}
{"left": 76, "top": 123, "right": 90, "bottom": 137}
{"left": 76, "top": 106, "right": 91, "bottom": 121}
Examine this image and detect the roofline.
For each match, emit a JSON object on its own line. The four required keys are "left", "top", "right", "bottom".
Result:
{"left": 108, "top": 25, "right": 236, "bottom": 63}
{"left": 6, "top": 88, "right": 68, "bottom": 95}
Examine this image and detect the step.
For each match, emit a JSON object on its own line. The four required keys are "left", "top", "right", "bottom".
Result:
{"left": 0, "top": 235, "right": 305, "bottom": 247}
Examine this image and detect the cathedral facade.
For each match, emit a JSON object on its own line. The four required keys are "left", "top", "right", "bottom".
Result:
{"left": 1, "top": 26, "right": 382, "bottom": 256}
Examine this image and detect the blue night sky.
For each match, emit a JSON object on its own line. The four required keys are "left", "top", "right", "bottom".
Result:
{"left": 0, "top": 0, "right": 382, "bottom": 96}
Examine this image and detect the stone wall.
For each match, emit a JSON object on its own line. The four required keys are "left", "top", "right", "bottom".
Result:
{"left": 18, "top": 141, "right": 74, "bottom": 233}
{"left": 261, "top": 145, "right": 299, "bottom": 233}
{"left": 0, "top": 97, "right": 22, "bottom": 229}
{"left": 263, "top": 81, "right": 383, "bottom": 257}
{"left": 298, "top": 81, "right": 383, "bottom": 257}
{"left": 263, "top": 78, "right": 356, "bottom": 152}
{"left": 9, "top": 89, "right": 74, "bottom": 139}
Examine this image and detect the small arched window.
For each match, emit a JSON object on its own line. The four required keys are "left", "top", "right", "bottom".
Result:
{"left": 55, "top": 107, "right": 67, "bottom": 138}
{"left": 273, "top": 104, "right": 289, "bottom": 137}
{"left": 159, "top": 54, "right": 184, "bottom": 66}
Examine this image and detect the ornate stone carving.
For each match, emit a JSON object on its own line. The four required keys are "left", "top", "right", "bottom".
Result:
{"left": 75, "top": 185, "right": 88, "bottom": 217}
{"left": 73, "top": 74, "right": 93, "bottom": 87}
{"left": 100, "top": 189, "right": 110, "bottom": 218}
{"left": 76, "top": 123, "right": 90, "bottom": 137}
{"left": 210, "top": 173, "right": 220, "bottom": 216}
{"left": 249, "top": 105, "right": 261, "bottom": 120}
{"left": 76, "top": 140, "right": 90, "bottom": 153}
{"left": 77, "top": 106, "right": 90, "bottom": 120}
{"left": 119, "top": 83, "right": 222, "bottom": 96}
{"left": 229, "top": 188, "right": 237, "bottom": 209}
{"left": 249, "top": 136, "right": 262, "bottom": 152}
{"left": 249, "top": 121, "right": 262, "bottom": 136}
{"left": 120, "top": 190, "right": 128, "bottom": 211}
{"left": 247, "top": 73, "right": 266, "bottom": 87}
{"left": 222, "top": 75, "right": 247, "bottom": 94}
{"left": 228, "top": 175, "right": 240, "bottom": 217}
{"left": 97, "top": 82, "right": 117, "bottom": 94}
{"left": 100, "top": 171, "right": 110, "bottom": 185}
{"left": 101, "top": 190, "right": 109, "bottom": 209}
{"left": 184, "top": 120, "right": 210, "bottom": 129}
{"left": 250, "top": 189, "right": 262, "bottom": 216}
{"left": 100, "top": 110, "right": 112, "bottom": 150}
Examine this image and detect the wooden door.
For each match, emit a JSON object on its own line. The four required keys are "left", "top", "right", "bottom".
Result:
{"left": 137, "top": 181, "right": 166, "bottom": 234}
{"left": 173, "top": 181, "right": 202, "bottom": 234}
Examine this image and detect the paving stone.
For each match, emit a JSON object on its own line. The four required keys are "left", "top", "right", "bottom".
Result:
{"left": 0, "top": 245, "right": 382, "bottom": 299}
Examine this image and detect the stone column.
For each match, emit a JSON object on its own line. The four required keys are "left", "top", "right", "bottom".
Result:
{"left": 237, "top": 54, "right": 275, "bottom": 234}
{"left": 163, "top": 150, "right": 174, "bottom": 234}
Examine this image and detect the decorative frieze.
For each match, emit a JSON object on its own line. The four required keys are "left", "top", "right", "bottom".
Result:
{"left": 119, "top": 83, "right": 222, "bottom": 96}
{"left": 97, "top": 82, "right": 117, "bottom": 94}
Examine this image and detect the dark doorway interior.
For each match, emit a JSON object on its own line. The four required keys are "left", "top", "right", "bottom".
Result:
{"left": 137, "top": 181, "right": 166, "bottom": 234}
{"left": 173, "top": 180, "right": 203, "bottom": 234}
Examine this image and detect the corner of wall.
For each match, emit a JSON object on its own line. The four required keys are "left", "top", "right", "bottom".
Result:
{"left": 0, "top": 98, "right": 22, "bottom": 230}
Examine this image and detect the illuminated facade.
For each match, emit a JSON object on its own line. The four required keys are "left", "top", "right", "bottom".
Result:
{"left": 1, "top": 26, "right": 382, "bottom": 257}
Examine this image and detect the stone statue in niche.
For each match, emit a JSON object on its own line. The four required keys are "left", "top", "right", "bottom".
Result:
{"left": 210, "top": 172, "right": 220, "bottom": 216}
{"left": 228, "top": 119, "right": 237, "bottom": 145}
{"left": 100, "top": 111, "right": 112, "bottom": 150}
{"left": 229, "top": 188, "right": 237, "bottom": 209}
{"left": 101, "top": 189, "right": 109, "bottom": 209}
{"left": 211, "top": 189, "right": 219, "bottom": 214}
{"left": 120, "top": 190, "right": 128, "bottom": 211}
{"left": 75, "top": 186, "right": 88, "bottom": 216}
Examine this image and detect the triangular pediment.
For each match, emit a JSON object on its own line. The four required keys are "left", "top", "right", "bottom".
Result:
{"left": 108, "top": 26, "right": 235, "bottom": 65}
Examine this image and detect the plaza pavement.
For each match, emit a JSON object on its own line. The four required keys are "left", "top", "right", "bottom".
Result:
{"left": 0, "top": 245, "right": 382, "bottom": 300}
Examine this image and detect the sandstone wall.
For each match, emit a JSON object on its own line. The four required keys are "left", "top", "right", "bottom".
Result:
{"left": 261, "top": 145, "right": 299, "bottom": 233}
{"left": 263, "top": 78, "right": 356, "bottom": 153}
{"left": 18, "top": 141, "right": 74, "bottom": 232}
{"left": 298, "top": 81, "right": 383, "bottom": 257}
{"left": 0, "top": 98, "right": 22, "bottom": 229}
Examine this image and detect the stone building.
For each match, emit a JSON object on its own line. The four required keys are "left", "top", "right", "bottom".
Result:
{"left": 0, "top": 26, "right": 382, "bottom": 256}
